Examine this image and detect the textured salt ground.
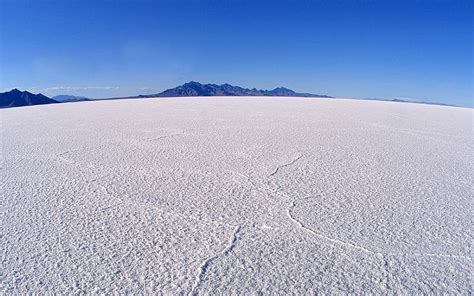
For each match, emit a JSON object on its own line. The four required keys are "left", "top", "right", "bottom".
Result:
{"left": 1, "top": 97, "right": 472, "bottom": 294}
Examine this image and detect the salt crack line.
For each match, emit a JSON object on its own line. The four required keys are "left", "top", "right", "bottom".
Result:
{"left": 287, "top": 200, "right": 383, "bottom": 257}
{"left": 227, "top": 169, "right": 471, "bottom": 263}
{"left": 287, "top": 197, "right": 393, "bottom": 288}
{"left": 268, "top": 153, "right": 304, "bottom": 177}
{"left": 191, "top": 225, "right": 242, "bottom": 296}
{"left": 287, "top": 199, "right": 472, "bottom": 261}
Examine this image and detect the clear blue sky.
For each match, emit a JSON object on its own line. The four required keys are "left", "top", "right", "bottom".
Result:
{"left": 0, "top": 0, "right": 472, "bottom": 106}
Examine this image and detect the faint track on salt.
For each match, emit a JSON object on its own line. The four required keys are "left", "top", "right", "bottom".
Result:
{"left": 190, "top": 225, "right": 242, "bottom": 296}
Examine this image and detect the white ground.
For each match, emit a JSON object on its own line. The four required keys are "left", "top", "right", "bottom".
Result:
{"left": 1, "top": 97, "right": 472, "bottom": 294}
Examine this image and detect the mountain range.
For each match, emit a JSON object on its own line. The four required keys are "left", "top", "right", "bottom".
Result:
{"left": 137, "top": 81, "right": 332, "bottom": 98}
{"left": 0, "top": 82, "right": 333, "bottom": 108}
{"left": 0, "top": 89, "right": 58, "bottom": 108}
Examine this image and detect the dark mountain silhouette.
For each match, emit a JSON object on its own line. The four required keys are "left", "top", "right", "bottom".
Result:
{"left": 138, "top": 81, "right": 332, "bottom": 98}
{"left": 52, "top": 95, "right": 90, "bottom": 102}
{"left": 0, "top": 89, "right": 58, "bottom": 108}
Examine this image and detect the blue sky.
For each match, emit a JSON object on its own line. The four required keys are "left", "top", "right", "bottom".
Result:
{"left": 0, "top": 0, "right": 472, "bottom": 106}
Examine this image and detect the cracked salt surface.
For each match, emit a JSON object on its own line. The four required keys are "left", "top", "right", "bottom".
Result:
{"left": 1, "top": 97, "right": 472, "bottom": 293}
{"left": 191, "top": 225, "right": 242, "bottom": 295}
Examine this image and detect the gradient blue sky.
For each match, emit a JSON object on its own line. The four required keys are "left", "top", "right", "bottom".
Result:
{"left": 0, "top": 0, "right": 472, "bottom": 106}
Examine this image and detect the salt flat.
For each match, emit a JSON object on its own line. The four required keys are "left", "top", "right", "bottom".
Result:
{"left": 1, "top": 96, "right": 472, "bottom": 294}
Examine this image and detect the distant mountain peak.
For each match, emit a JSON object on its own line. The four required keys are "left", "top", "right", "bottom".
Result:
{"left": 145, "top": 82, "right": 332, "bottom": 98}
{"left": 0, "top": 89, "right": 57, "bottom": 108}
{"left": 183, "top": 81, "right": 202, "bottom": 87}
{"left": 273, "top": 86, "right": 292, "bottom": 91}
{"left": 10, "top": 88, "right": 23, "bottom": 95}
